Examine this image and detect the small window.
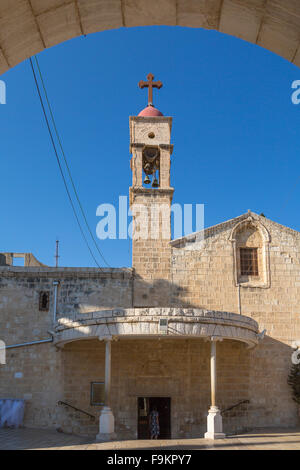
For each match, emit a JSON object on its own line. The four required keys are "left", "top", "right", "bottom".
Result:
{"left": 240, "top": 248, "right": 258, "bottom": 276}
{"left": 39, "top": 291, "right": 50, "bottom": 312}
{"left": 91, "top": 382, "right": 105, "bottom": 406}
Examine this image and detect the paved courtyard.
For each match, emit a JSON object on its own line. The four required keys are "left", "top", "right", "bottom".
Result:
{"left": 0, "top": 427, "right": 300, "bottom": 450}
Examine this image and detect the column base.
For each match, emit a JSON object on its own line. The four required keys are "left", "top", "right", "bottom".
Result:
{"left": 204, "top": 406, "right": 226, "bottom": 440}
{"left": 96, "top": 432, "right": 117, "bottom": 442}
{"left": 204, "top": 432, "right": 226, "bottom": 440}
{"left": 96, "top": 406, "right": 116, "bottom": 442}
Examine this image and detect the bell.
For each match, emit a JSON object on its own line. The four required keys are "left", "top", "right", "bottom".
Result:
{"left": 144, "top": 175, "right": 151, "bottom": 185}
{"left": 152, "top": 177, "right": 159, "bottom": 188}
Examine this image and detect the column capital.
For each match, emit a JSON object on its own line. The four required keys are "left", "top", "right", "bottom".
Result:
{"left": 210, "top": 336, "right": 223, "bottom": 342}
{"left": 98, "top": 335, "right": 113, "bottom": 342}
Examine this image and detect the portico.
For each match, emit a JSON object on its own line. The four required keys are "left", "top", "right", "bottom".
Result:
{"left": 54, "top": 307, "right": 260, "bottom": 440}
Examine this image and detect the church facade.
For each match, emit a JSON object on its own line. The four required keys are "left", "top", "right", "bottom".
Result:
{"left": 0, "top": 80, "right": 299, "bottom": 440}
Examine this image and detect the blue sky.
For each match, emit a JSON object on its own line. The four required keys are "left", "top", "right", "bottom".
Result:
{"left": 1, "top": 26, "right": 300, "bottom": 268}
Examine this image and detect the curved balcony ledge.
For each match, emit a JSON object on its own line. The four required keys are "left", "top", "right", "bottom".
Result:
{"left": 54, "top": 308, "right": 260, "bottom": 349}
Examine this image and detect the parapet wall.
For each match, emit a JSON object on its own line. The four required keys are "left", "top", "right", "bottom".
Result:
{"left": 0, "top": 253, "right": 47, "bottom": 267}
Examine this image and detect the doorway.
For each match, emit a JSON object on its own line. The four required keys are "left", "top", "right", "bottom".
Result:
{"left": 137, "top": 397, "right": 171, "bottom": 439}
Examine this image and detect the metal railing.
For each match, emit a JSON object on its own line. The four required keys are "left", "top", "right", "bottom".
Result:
{"left": 58, "top": 401, "right": 96, "bottom": 420}
{"left": 221, "top": 400, "right": 250, "bottom": 415}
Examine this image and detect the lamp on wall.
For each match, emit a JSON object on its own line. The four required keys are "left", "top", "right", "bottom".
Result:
{"left": 159, "top": 318, "right": 168, "bottom": 335}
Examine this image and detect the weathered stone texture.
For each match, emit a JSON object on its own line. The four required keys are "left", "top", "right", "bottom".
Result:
{"left": 130, "top": 115, "right": 174, "bottom": 308}
{"left": 1, "top": 0, "right": 300, "bottom": 74}
{"left": 54, "top": 308, "right": 259, "bottom": 348}
{"left": 177, "top": 0, "right": 223, "bottom": 29}
{"left": 59, "top": 338, "right": 253, "bottom": 438}
{"left": 123, "top": 0, "right": 177, "bottom": 27}
{"left": 0, "top": 214, "right": 299, "bottom": 436}
{"left": 36, "top": 2, "right": 83, "bottom": 48}
{"left": 77, "top": 0, "right": 124, "bottom": 34}
{"left": 0, "top": 268, "right": 133, "bottom": 346}
{"left": 1, "top": 343, "right": 64, "bottom": 431}
{"left": 170, "top": 212, "right": 300, "bottom": 431}
{"left": 131, "top": 191, "right": 173, "bottom": 307}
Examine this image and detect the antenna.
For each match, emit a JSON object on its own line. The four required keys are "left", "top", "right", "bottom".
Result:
{"left": 55, "top": 239, "right": 60, "bottom": 268}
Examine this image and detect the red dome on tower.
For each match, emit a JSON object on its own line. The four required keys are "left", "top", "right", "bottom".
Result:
{"left": 138, "top": 105, "right": 164, "bottom": 117}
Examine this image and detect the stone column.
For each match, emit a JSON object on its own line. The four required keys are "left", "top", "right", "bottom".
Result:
{"left": 204, "top": 336, "right": 225, "bottom": 440}
{"left": 96, "top": 337, "right": 116, "bottom": 441}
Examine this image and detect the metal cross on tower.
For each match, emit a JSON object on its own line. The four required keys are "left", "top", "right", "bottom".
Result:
{"left": 138, "top": 73, "right": 163, "bottom": 107}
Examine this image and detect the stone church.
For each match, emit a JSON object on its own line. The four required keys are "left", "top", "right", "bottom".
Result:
{"left": 0, "top": 75, "right": 299, "bottom": 440}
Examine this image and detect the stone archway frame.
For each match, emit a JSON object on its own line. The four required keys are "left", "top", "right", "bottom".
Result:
{"left": 1, "top": 1, "right": 300, "bottom": 75}
{"left": 229, "top": 215, "right": 271, "bottom": 288}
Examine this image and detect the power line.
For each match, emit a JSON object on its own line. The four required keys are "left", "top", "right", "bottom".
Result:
{"left": 33, "top": 56, "right": 111, "bottom": 268}
{"left": 29, "top": 57, "right": 105, "bottom": 270}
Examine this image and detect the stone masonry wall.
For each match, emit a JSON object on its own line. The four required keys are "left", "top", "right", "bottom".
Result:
{"left": 171, "top": 213, "right": 300, "bottom": 428}
{"left": 60, "top": 338, "right": 251, "bottom": 439}
{"left": 0, "top": 268, "right": 133, "bottom": 346}
{"left": 131, "top": 189, "right": 173, "bottom": 308}
{"left": 1, "top": 213, "right": 300, "bottom": 435}
{"left": 0, "top": 267, "right": 133, "bottom": 430}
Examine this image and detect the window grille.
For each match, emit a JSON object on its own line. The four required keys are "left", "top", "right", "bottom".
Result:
{"left": 39, "top": 291, "right": 50, "bottom": 311}
{"left": 240, "top": 248, "right": 258, "bottom": 276}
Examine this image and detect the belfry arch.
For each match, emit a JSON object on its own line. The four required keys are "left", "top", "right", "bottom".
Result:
{"left": 1, "top": 1, "right": 300, "bottom": 75}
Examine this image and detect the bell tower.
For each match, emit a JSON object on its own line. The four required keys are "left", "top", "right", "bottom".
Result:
{"left": 129, "top": 74, "right": 174, "bottom": 307}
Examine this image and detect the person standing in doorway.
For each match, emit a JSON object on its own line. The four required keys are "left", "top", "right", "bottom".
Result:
{"left": 149, "top": 406, "right": 160, "bottom": 439}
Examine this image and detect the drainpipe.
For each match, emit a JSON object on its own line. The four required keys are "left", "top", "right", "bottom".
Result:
{"left": 53, "top": 281, "right": 60, "bottom": 325}
{"left": 237, "top": 284, "right": 242, "bottom": 315}
{"left": 132, "top": 270, "right": 135, "bottom": 308}
{"left": 6, "top": 332, "right": 54, "bottom": 350}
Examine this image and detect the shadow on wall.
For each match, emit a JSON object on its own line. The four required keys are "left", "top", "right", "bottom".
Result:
{"left": 242, "top": 335, "right": 299, "bottom": 432}
{"left": 55, "top": 335, "right": 299, "bottom": 438}
{"left": 132, "top": 274, "right": 205, "bottom": 309}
